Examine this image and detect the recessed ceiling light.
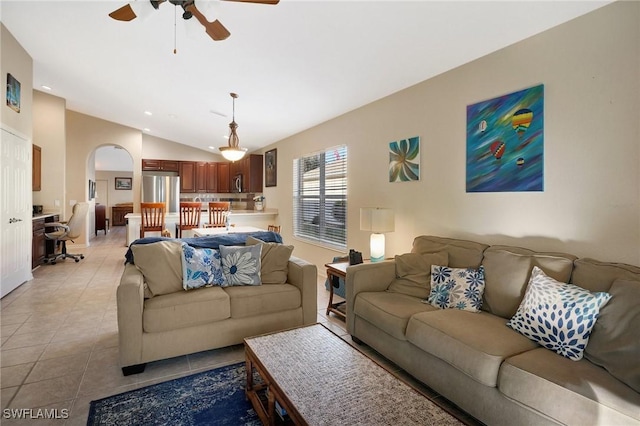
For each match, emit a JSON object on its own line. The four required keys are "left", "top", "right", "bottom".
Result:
{"left": 41, "top": 85, "right": 52, "bottom": 91}
{"left": 208, "top": 146, "right": 216, "bottom": 150}
{"left": 143, "top": 128, "right": 151, "bottom": 132}
{"left": 144, "top": 111, "right": 153, "bottom": 116}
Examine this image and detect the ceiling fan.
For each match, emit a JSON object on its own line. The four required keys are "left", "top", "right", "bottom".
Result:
{"left": 109, "top": 0, "right": 279, "bottom": 41}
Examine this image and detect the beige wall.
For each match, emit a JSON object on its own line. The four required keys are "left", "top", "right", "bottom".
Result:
{"left": 262, "top": 1, "right": 640, "bottom": 268}
{"left": 32, "top": 90, "right": 66, "bottom": 213}
{"left": 142, "top": 134, "right": 224, "bottom": 162}
{"left": 0, "top": 23, "right": 33, "bottom": 139}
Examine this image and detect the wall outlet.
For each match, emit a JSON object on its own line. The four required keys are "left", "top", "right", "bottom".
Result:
{"left": 54, "top": 199, "right": 60, "bottom": 207}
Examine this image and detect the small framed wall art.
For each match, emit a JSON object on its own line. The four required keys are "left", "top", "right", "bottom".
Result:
{"left": 115, "top": 177, "right": 132, "bottom": 190}
{"left": 389, "top": 136, "right": 420, "bottom": 183}
{"left": 265, "top": 148, "right": 277, "bottom": 187}
{"left": 6, "top": 73, "right": 21, "bottom": 113}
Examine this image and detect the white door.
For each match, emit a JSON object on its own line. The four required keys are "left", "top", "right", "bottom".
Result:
{"left": 1, "top": 127, "right": 32, "bottom": 298}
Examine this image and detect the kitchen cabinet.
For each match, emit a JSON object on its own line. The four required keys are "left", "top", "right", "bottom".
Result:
{"left": 179, "top": 161, "right": 197, "bottom": 193}
{"left": 32, "top": 144, "right": 42, "bottom": 191}
{"left": 206, "top": 162, "right": 218, "bottom": 192}
{"left": 142, "top": 159, "right": 180, "bottom": 172}
{"left": 232, "top": 154, "right": 263, "bottom": 193}
{"left": 112, "top": 205, "right": 133, "bottom": 226}
{"left": 195, "top": 162, "right": 208, "bottom": 192}
{"left": 217, "top": 162, "right": 230, "bottom": 193}
{"left": 32, "top": 218, "right": 46, "bottom": 268}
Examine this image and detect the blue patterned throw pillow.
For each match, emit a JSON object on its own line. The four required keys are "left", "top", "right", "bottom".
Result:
{"left": 180, "top": 243, "right": 226, "bottom": 290}
{"left": 506, "top": 266, "right": 611, "bottom": 360}
{"left": 219, "top": 245, "right": 262, "bottom": 286}
{"left": 428, "top": 265, "right": 485, "bottom": 312}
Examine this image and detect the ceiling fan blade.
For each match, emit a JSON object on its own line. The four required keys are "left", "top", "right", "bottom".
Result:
{"left": 186, "top": 4, "right": 231, "bottom": 41}
{"left": 221, "top": 0, "right": 280, "bottom": 4}
{"left": 109, "top": 4, "right": 137, "bottom": 21}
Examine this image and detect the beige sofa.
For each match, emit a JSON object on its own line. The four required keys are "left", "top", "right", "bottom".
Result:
{"left": 117, "top": 238, "right": 317, "bottom": 375}
{"left": 347, "top": 236, "right": 640, "bottom": 425}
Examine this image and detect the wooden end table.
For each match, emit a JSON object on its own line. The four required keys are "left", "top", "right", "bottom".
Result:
{"left": 325, "top": 261, "right": 350, "bottom": 320}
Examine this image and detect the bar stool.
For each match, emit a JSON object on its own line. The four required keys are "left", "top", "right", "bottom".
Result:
{"left": 176, "top": 202, "right": 201, "bottom": 238}
{"left": 140, "top": 202, "right": 166, "bottom": 238}
{"left": 204, "top": 202, "right": 230, "bottom": 228}
{"left": 267, "top": 225, "right": 281, "bottom": 233}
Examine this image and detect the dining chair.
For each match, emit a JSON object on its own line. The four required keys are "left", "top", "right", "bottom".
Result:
{"left": 204, "top": 202, "right": 230, "bottom": 228}
{"left": 176, "top": 202, "right": 202, "bottom": 238}
{"left": 140, "top": 202, "right": 166, "bottom": 238}
{"left": 267, "top": 224, "right": 281, "bottom": 233}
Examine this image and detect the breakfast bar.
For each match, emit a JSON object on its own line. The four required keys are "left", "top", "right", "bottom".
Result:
{"left": 124, "top": 208, "right": 278, "bottom": 246}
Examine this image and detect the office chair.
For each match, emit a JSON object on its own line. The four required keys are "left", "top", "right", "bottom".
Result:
{"left": 204, "top": 202, "right": 230, "bottom": 228}
{"left": 44, "top": 202, "right": 89, "bottom": 264}
{"left": 140, "top": 202, "right": 166, "bottom": 238}
{"left": 176, "top": 202, "right": 201, "bottom": 238}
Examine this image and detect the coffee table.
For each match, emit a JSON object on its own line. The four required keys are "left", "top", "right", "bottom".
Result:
{"left": 244, "top": 324, "right": 463, "bottom": 425}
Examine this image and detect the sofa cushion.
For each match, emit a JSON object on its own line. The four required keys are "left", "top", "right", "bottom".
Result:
{"left": 219, "top": 244, "right": 262, "bottom": 286}
{"left": 507, "top": 267, "right": 611, "bottom": 361}
{"left": 585, "top": 278, "right": 640, "bottom": 392}
{"left": 354, "top": 292, "right": 436, "bottom": 341}
{"left": 428, "top": 265, "right": 485, "bottom": 312}
{"left": 571, "top": 257, "right": 640, "bottom": 292}
{"left": 131, "top": 240, "right": 183, "bottom": 297}
{"left": 499, "top": 348, "right": 640, "bottom": 424}
{"left": 223, "top": 284, "right": 300, "bottom": 319}
{"left": 411, "top": 235, "right": 488, "bottom": 268}
{"left": 482, "top": 245, "right": 576, "bottom": 318}
{"left": 387, "top": 251, "right": 448, "bottom": 299}
{"left": 245, "top": 236, "right": 294, "bottom": 284}
{"left": 143, "top": 286, "right": 230, "bottom": 333}
{"left": 406, "top": 309, "right": 538, "bottom": 387}
{"left": 180, "top": 244, "right": 226, "bottom": 289}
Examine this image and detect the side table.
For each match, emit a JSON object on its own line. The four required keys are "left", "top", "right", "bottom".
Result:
{"left": 325, "top": 261, "right": 350, "bottom": 320}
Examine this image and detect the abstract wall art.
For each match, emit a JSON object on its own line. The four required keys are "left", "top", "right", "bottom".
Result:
{"left": 466, "top": 84, "right": 544, "bottom": 192}
{"left": 389, "top": 136, "right": 420, "bottom": 183}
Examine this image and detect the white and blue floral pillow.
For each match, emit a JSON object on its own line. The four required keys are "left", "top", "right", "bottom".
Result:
{"left": 428, "top": 265, "right": 485, "bottom": 312}
{"left": 180, "top": 243, "right": 226, "bottom": 290}
{"left": 219, "top": 245, "right": 262, "bottom": 286}
{"left": 506, "top": 266, "right": 611, "bottom": 361}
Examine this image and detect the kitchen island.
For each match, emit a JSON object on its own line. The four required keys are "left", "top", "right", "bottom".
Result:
{"left": 124, "top": 209, "right": 278, "bottom": 246}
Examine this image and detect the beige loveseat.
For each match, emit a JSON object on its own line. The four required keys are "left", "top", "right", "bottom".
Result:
{"left": 347, "top": 235, "right": 640, "bottom": 425}
{"left": 118, "top": 237, "right": 317, "bottom": 375}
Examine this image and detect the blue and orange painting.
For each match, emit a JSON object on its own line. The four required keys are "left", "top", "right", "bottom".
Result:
{"left": 466, "top": 85, "right": 544, "bottom": 192}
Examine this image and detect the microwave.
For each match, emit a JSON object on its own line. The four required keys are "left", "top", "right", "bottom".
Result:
{"left": 232, "top": 174, "right": 243, "bottom": 193}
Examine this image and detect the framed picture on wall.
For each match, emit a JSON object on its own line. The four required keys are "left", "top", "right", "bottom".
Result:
{"left": 88, "top": 180, "right": 95, "bottom": 199}
{"left": 6, "top": 73, "right": 21, "bottom": 113}
{"left": 265, "top": 148, "right": 277, "bottom": 187}
{"left": 115, "top": 177, "right": 132, "bottom": 190}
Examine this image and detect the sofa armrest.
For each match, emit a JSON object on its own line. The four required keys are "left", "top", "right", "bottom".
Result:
{"left": 287, "top": 256, "right": 318, "bottom": 325}
{"left": 117, "top": 263, "right": 145, "bottom": 367}
{"left": 346, "top": 260, "right": 396, "bottom": 334}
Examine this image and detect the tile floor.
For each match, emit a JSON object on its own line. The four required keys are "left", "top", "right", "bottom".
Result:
{"left": 1, "top": 226, "right": 479, "bottom": 425}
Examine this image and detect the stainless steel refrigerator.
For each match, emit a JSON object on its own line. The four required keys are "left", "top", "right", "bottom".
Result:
{"left": 141, "top": 175, "right": 180, "bottom": 213}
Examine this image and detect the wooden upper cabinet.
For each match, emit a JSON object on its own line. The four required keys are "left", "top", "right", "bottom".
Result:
{"left": 195, "top": 162, "right": 208, "bottom": 192}
{"left": 217, "top": 162, "right": 230, "bottom": 193}
{"left": 142, "top": 159, "right": 180, "bottom": 172}
{"left": 179, "top": 161, "right": 196, "bottom": 193}
{"left": 245, "top": 154, "right": 264, "bottom": 193}
{"left": 32, "top": 144, "right": 42, "bottom": 191}
{"left": 206, "top": 162, "right": 218, "bottom": 193}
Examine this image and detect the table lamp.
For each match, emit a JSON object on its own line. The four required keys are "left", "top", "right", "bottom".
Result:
{"left": 360, "top": 208, "right": 395, "bottom": 262}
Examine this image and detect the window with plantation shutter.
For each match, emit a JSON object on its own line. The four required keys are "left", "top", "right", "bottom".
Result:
{"left": 293, "top": 146, "right": 347, "bottom": 249}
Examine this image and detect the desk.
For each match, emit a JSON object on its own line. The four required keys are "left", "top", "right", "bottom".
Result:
{"left": 192, "top": 226, "right": 264, "bottom": 237}
{"left": 325, "top": 261, "right": 350, "bottom": 320}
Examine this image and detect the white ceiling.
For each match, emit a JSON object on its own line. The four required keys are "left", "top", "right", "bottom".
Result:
{"left": 1, "top": 0, "right": 611, "bottom": 158}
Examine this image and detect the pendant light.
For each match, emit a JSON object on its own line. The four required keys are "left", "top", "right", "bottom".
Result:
{"left": 219, "top": 92, "right": 247, "bottom": 162}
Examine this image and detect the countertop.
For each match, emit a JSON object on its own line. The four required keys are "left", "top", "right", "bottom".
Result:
{"left": 32, "top": 212, "right": 60, "bottom": 221}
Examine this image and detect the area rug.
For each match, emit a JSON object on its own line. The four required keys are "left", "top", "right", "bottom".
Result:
{"left": 87, "top": 362, "right": 260, "bottom": 425}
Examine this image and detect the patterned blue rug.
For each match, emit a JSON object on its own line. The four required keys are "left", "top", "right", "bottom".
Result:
{"left": 87, "top": 362, "right": 260, "bottom": 425}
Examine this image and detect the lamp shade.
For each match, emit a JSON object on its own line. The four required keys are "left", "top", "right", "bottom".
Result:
{"left": 360, "top": 208, "right": 395, "bottom": 233}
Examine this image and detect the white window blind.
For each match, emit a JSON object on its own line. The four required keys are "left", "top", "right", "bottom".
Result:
{"left": 293, "top": 145, "right": 347, "bottom": 249}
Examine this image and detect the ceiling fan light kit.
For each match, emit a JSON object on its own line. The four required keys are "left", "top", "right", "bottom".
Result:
{"left": 109, "top": 0, "right": 279, "bottom": 42}
{"left": 219, "top": 93, "right": 248, "bottom": 162}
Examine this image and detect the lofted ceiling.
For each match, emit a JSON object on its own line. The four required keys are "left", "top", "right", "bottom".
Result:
{"left": 1, "top": 0, "right": 611, "bottom": 157}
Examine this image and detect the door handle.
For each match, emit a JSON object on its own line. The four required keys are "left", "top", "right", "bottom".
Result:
{"left": 9, "top": 217, "right": 22, "bottom": 223}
